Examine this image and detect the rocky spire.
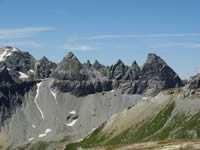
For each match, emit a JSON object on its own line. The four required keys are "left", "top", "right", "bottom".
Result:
{"left": 36, "top": 56, "right": 57, "bottom": 79}
{"left": 51, "top": 52, "right": 88, "bottom": 81}
{"left": 109, "top": 59, "right": 126, "bottom": 80}
{"left": 124, "top": 60, "right": 140, "bottom": 80}
{"left": 137, "top": 53, "right": 183, "bottom": 95}
{"left": 93, "top": 60, "right": 105, "bottom": 71}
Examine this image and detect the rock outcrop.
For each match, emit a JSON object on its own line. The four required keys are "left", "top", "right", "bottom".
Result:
{"left": 51, "top": 52, "right": 88, "bottom": 81}
{"left": 136, "top": 53, "right": 183, "bottom": 95}
{"left": 36, "top": 56, "right": 57, "bottom": 79}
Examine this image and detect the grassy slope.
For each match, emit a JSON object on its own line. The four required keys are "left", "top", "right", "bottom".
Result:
{"left": 65, "top": 100, "right": 200, "bottom": 150}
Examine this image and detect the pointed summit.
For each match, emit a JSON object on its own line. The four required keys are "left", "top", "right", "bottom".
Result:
{"left": 36, "top": 56, "right": 57, "bottom": 79}
{"left": 124, "top": 60, "right": 140, "bottom": 80}
{"left": 131, "top": 60, "right": 139, "bottom": 69}
{"left": 109, "top": 59, "right": 126, "bottom": 80}
{"left": 137, "top": 53, "right": 183, "bottom": 95}
{"left": 145, "top": 53, "right": 167, "bottom": 65}
{"left": 65, "top": 51, "right": 75, "bottom": 59}
{"left": 115, "top": 59, "right": 124, "bottom": 66}
{"left": 93, "top": 60, "right": 105, "bottom": 71}
{"left": 51, "top": 52, "right": 88, "bottom": 81}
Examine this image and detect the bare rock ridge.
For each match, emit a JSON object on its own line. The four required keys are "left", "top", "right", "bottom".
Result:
{"left": 51, "top": 52, "right": 183, "bottom": 97}
{"left": 0, "top": 47, "right": 183, "bottom": 97}
{"left": 0, "top": 46, "right": 183, "bottom": 126}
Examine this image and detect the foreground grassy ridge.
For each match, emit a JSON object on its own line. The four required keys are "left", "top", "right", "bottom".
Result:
{"left": 15, "top": 141, "right": 48, "bottom": 150}
{"left": 105, "top": 101, "right": 176, "bottom": 145}
{"left": 65, "top": 124, "right": 106, "bottom": 150}
{"left": 65, "top": 102, "right": 176, "bottom": 149}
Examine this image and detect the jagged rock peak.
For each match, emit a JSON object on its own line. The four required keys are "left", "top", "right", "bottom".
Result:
{"left": 65, "top": 51, "right": 75, "bottom": 59}
{"left": 115, "top": 59, "right": 124, "bottom": 66}
{"left": 93, "top": 60, "right": 105, "bottom": 70}
{"left": 145, "top": 53, "right": 167, "bottom": 65}
{"left": 86, "top": 60, "right": 92, "bottom": 68}
{"left": 36, "top": 56, "right": 57, "bottom": 79}
{"left": 40, "top": 56, "right": 49, "bottom": 61}
{"left": 131, "top": 60, "right": 139, "bottom": 68}
{"left": 0, "top": 47, "right": 20, "bottom": 62}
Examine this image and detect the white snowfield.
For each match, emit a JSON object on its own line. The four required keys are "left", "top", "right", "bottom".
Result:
{"left": 34, "top": 82, "right": 45, "bottom": 120}
{"left": 65, "top": 119, "right": 78, "bottom": 127}
{"left": 69, "top": 110, "right": 76, "bottom": 115}
{"left": 18, "top": 72, "right": 29, "bottom": 79}
{"left": 0, "top": 47, "right": 18, "bottom": 62}
{"left": 38, "top": 129, "right": 52, "bottom": 138}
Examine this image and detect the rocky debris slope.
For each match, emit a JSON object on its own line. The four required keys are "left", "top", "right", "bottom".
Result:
{"left": 66, "top": 86, "right": 200, "bottom": 150}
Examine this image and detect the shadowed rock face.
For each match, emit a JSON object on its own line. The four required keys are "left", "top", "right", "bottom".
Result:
{"left": 36, "top": 56, "right": 57, "bottom": 79}
{"left": 50, "top": 52, "right": 183, "bottom": 97}
{"left": 0, "top": 66, "right": 36, "bottom": 126}
{"left": 109, "top": 59, "right": 128, "bottom": 80}
{"left": 51, "top": 52, "right": 88, "bottom": 81}
{"left": 0, "top": 47, "right": 35, "bottom": 73}
{"left": 123, "top": 61, "right": 140, "bottom": 80}
{"left": 136, "top": 53, "right": 183, "bottom": 95}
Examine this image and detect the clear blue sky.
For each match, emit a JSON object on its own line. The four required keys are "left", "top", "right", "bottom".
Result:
{"left": 0, "top": 0, "right": 200, "bottom": 79}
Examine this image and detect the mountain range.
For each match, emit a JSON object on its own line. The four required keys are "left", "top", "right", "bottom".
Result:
{"left": 0, "top": 46, "right": 199, "bottom": 150}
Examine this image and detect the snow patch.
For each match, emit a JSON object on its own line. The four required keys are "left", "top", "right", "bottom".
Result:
{"left": 19, "top": 71, "right": 29, "bottom": 79}
{"left": 110, "top": 89, "right": 115, "bottom": 93}
{"left": 38, "top": 129, "right": 52, "bottom": 138}
{"left": 7, "top": 68, "right": 10, "bottom": 71}
{"left": 50, "top": 90, "right": 56, "bottom": 100}
{"left": 28, "top": 137, "right": 34, "bottom": 141}
{"left": 12, "top": 48, "right": 18, "bottom": 52}
{"left": 65, "top": 119, "right": 78, "bottom": 127}
{"left": 142, "top": 97, "right": 148, "bottom": 100}
{"left": 32, "top": 125, "right": 36, "bottom": 129}
{"left": 34, "top": 82, "right": 45, "bottom": 120}
{"left": 69, "top": 110, "right": 76, "bottom": 115}
{"left": 29, "top": 69, "right": 34, "bottom": 73}
{"left": 76, "top": 138, "right": 83, "bottom": 142}
{"left": 0, "top": 48, "right": 13, "bottom": 62}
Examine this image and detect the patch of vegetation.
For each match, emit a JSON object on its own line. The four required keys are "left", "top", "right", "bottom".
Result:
{"left": 105, "top": 102, "right": 176, "bottom": 145}
{"left": 65, "top": 124, "right": 106, "bottom": 150}
{"left": 29, "top": 142, "right": 48, "bottom": 150}
{"left": 65, "top": 101, "right": 200, "bottom": 150}
{"left": 152, "top": 112, "right": 200, "bottom": 140}
{"left": 65, "top": 102, "right": 176, "bottom": 149}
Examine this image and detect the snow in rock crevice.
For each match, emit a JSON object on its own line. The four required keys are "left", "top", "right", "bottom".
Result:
{"left": 18, "top": 71, "right": 29, "bottom": 79}
{"left": 65, "top": 119, "right": 78, "bottom": 127}
{"left": 29, "top": 69, "right": 34, "bottom": 73}
{"left": 34, "top": 82, "right": 45, "bottom": 120}
{"left": 69, "top": 110, "right": 76, "bottom": 115}
{"left": 50, "top": 90, "right": 56, "bottom": 100}
{"left": 38, "top": 129, "right": 52, "bottom": 138}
